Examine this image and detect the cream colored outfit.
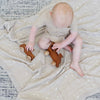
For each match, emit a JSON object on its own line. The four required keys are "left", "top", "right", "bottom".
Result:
{"left": 33, "top": 9, "right": 78, "bottom": 42}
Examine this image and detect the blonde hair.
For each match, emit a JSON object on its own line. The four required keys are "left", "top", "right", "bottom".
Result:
{"left": 52, "top": 2, "right": 73, "bottom": 19}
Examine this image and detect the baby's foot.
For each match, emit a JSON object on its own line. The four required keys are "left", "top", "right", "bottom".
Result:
{"left": 64, "top": 45, "right": 73, "bottom": 52}
{"left": 70, "top": 64, "right": 84, "bottom": 77}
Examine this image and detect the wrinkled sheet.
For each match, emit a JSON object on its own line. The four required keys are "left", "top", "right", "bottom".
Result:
{"left": 0, "top": 0, "right": 100, "bottom": 100}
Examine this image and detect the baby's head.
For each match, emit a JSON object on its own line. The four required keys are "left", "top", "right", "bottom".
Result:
{"left": 51, "top": 2, "right": 73, "bottom": 28}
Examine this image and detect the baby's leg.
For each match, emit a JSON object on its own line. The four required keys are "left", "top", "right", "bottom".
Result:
{"left": 70, "top": 35, "right": 84, "bottom": 76}
{"left": 38, "top": 37, "right": 51, "bottom": 49}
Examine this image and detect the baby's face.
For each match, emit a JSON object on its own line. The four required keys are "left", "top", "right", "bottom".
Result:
{"left": 51, "top": 11, "right": 73, "bottom": 28}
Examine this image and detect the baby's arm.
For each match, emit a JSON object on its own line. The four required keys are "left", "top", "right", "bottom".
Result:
{"left": 52, "top": 31, "right": 78, "bottom": 52}
{"left": 62, "top": 16, "right": 78, "bottom": 46}
{"left": 26, "top": 26, "right": 37, "bottom": 51}
{"left": 29, "top": 26, "right": 37, "bottom": 43}
{"left": 26, "top": 11, "right": 47, "bottom": 51}
{"left": 62, "top": 32, "right": 78, "bottom": 46}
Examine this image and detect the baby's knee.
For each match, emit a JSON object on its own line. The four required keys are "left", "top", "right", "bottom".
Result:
{"left": 78, "top": 36, "right": 83, "bottom": 44}
{"left": 74, "top": 36, "right": 83, "bottom": 45}
{"left": 38, "top": 37, "right": 50, "bottom": 49}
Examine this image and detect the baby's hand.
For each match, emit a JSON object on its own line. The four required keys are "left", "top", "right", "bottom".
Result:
{"left": 52, "top": 42, "right": 65, "bottom": 52}
{"left": 26, "top": 41, "right": 34, "bottom": 52}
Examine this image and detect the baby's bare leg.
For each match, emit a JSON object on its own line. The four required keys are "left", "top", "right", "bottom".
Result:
{"left": 38, "top": 37, "right": 51, "bottom": 49}
{"left": 70, "top": 35, "right": 84, "bottom": 76}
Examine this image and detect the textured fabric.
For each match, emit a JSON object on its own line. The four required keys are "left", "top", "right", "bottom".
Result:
{"left": 0, "top": 0, "right": 52, "bottom": 21}
{"left": 0, "top": 66, "right": 17, "bottom": 100}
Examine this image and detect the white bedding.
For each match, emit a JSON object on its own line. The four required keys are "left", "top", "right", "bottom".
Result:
{"left": 0, "top": 0, "right": 100, "bottom": 100}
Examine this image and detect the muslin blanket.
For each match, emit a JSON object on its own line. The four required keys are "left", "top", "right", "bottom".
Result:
{"left": 0, "top": 0, "right": 100, "bottom": 100}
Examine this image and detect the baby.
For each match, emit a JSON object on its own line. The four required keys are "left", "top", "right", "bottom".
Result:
{"left": 26, "top": 2, "right": 84, "bottom": 77}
